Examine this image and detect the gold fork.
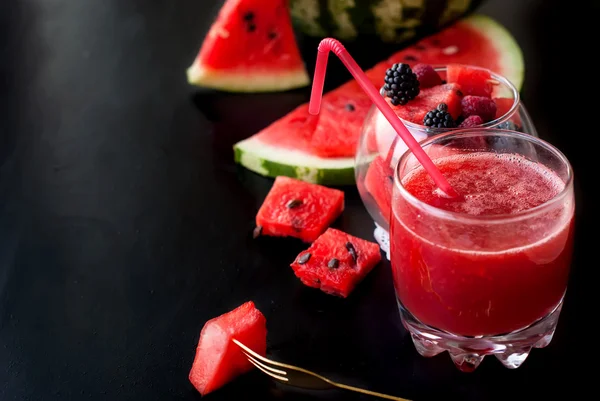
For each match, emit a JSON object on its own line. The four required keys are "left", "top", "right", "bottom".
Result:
{"left": 233, "top": 339, "right": 411, "bottom": 401}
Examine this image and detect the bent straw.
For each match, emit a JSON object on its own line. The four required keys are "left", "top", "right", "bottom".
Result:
{"left": 308, "top": 38, "right": 458, "bottom": 198}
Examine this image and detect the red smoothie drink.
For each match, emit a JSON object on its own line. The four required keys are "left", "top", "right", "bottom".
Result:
{"left": 391, "top": 151, "right": 574, "bottom": 337}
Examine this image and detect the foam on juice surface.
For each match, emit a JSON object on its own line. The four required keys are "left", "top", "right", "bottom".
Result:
{"left": 402, "top": 152, "right": 565, "bottom": 215}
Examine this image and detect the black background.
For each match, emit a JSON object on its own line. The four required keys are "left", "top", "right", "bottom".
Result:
{"left": 1, "top": 0, "right": 595, "bottom": 400}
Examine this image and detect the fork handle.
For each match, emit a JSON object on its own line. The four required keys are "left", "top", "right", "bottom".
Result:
{"left": 332, "top": 382, "right": 412, "bottom": 401}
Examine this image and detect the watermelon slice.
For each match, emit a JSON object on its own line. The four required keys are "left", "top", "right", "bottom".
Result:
{"left": 255, "top": 176, "right": 344, "bottom": 243}
{"left": 189, "top": 301, "right": 267, "bottom": 396}
{"left": 234, "top": 105, "right": 355, "bottom": 185}
{"left": 234, "top": 14, "right": 524, "bottom": 185}
{"left": 187, "top": 0, "right": 310, "bottom": 92}
{"left": 386, "top": 15, "right": 524, "bottom": 90}
{"left": 290, "top": 228, "right": 382, "bottom": 298}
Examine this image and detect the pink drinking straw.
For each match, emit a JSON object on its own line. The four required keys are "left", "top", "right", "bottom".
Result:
{"left": 308, "top": 38, "right": 459, "bottom": 198}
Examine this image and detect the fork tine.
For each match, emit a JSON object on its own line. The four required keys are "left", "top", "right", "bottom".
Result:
{"left": 241, "top": 350, "right": 288, "bottom": 376}
{"left": 247, "top": 358, "right": 289, "bottom": 382}
{"left": 232, "top": 339, "right": 288, "bottom": 376}
{"left": 232, "top": 339, "right": 283, "bottom": 366}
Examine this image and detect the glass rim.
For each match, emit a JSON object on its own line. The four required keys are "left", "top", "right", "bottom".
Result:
{"left": 379, "top": 65, "right": 520, "bottom": 132}
{"left": 393, "top": 129, "right": 574, "bottom": 225}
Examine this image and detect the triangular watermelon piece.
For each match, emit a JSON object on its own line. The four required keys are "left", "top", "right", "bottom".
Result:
{"left": 187, "top": 0, "right": 310, "bottom": 92}
{"left": 188, "top": 301, "right": 267, "bottom": 396}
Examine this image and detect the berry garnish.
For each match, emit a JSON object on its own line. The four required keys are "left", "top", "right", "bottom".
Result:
{"left": 423, "top": 103, "right": 456, "bottom": 128}
{"left": 458, "top": 115, "right": 484, "bottom": 128}
{"left": 461, "top": 96, "right": 497, "bottom": 122}
{"left": 384, "top": 63, "right": 420, "bottom": 106}
{"left": 412, "top": 64, "right": 442, "bottom": 88}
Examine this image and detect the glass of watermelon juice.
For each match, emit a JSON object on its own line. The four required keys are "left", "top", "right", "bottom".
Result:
{"left": 355, "top": 65, "right": 537, "bottom": 258}
{"left": 389, "top": 128, "right": 574, "bottom": 372}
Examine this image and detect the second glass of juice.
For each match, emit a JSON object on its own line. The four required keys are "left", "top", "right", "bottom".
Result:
{"left": 390, "top": 129, "right": 575, "bottom": 372}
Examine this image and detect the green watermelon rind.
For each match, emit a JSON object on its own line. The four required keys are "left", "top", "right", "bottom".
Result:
{"left": 465, "top": 14, "right": 525, "bottom": 91}
{"left": 233, "top": 137, "right": 355, "bottom": 185}
{"left": 187, "top": 62, "right": 311, "bottom": 93}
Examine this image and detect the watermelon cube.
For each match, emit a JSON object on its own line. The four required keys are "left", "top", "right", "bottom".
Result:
{"left": 189, "top": 301, "right": 267, "bottom": 396}
{"left": 290, "top": 228, "right": 382, "bottom": 298}
{"left": 364, "top": 156, "right": 394, "bottom": 225}
{"left": 447, "top": 64, "right": 493, "bottom": 97}
{"left": 256, "top": 176, "right": 344, "bottom": 242}
{"left": 389, "top": 83, "right": 464, "bottom": 125}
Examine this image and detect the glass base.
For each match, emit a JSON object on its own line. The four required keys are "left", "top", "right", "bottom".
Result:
{"left": 398, "top": 299, "right": 563, "bottom": 372}
{"left": 373, "top": 222, "right": 390, "bottom": 261}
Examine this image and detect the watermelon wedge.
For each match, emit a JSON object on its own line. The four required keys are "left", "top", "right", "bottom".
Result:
{"left": 234, "top": 14, "right": 524, "bottom": 185}
{"left": 386, "top": 15, "right": 524, "bottom": 91}
{"left": 234, "top": 105, "right": 355, "bottom": 185}
{"left": 290, "top": 228, "right": 382, "bottom": 298}
{"left": 187, "top": 0, "right": 310, "bottom": 92}
{"left": 255, "top": 176, "right": 344, "bottom": 242}
{"left": 189, "top": 301, "right": 267, "bottom": 396}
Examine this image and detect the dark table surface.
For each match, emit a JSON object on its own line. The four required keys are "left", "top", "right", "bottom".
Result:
{"left": 1, "top": 0, "right": 595, "bottom": 400}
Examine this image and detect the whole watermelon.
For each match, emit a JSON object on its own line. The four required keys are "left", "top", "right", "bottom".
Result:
{"left": 289, "top": 0, "right": 484, "bottom": 43}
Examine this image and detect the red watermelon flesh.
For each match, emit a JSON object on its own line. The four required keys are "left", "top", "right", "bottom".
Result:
{"left": 387, "top": 83, "right": 464, "bottom": 125}
{"left": 308, "top": 62, "right": 389, "bottom": 158}
{"left": 385, "top": 17, "right": 519, "bottom": 88}
{"left": 309, "top": 87, "right": 374, "bottom": 157}
{"left": 189, "top": 301, "right": 267, "bottom": 396}
{"left": 447, "top": 64, "right": 493, "bottom": 97}
{"left": 364, "top": 156, "right": 394, "bottom": 225}
{"left": 252, "top": 104, "right": 318, "bottom": 151}
{"left": 256, "top": 176, "right": 344, "bottom": 242}
{"left": 187, "top": 0, "right": 309, "bottom": 92}
{"left": 290, "top": 228, "right": 382, "bottom": 298}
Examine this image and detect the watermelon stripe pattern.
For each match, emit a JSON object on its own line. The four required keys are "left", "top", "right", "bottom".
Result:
{"left": 290, "top": 0, "right": 483, "bottom": 42}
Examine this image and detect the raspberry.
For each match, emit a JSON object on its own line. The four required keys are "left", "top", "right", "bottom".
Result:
{"left": 458, "top": 115, "right": 484, "bottom": 128}
{"left": 461, "top": 96, "right": 497, "bottom": 122}
{"left": 412, "top": 64, "right": 443, "bottom": 89}
{"left": 384, "top": 63, "right": 420, "bottom": 105}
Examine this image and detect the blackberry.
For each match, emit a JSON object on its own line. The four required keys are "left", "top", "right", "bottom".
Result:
{"left": 384, "top": 63, "right": 420, "bottom": 106}
{"left": 423, "top": 103, "right": 456, "bottom": 128}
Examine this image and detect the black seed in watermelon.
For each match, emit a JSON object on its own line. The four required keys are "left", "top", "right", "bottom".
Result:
{"left": 297, "top": 253, "right": 311, "bottom": 265}
{"left": 255, "top": 176, "right": 344, "bottom": 243}
{"left": 286, "top": 199, "right": 303, "bottom": 209}
{"left": 290, "top": 228, "right": 382, "bottom": 298}
{"left": 345, "top": 242, "right": 357, "bottom": 263}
